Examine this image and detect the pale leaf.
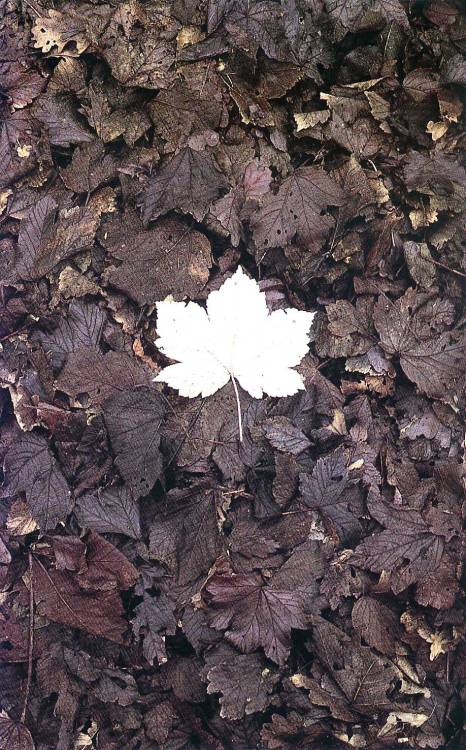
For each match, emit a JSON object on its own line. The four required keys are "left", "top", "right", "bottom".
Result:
{"left": 154, "top": 267, "right": 315, "bottom": 401}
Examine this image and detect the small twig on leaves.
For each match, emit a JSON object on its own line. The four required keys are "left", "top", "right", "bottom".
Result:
{"left": 425, "top": 256, "right": 466, "bottom": 279}
{"left": 21, "top": 551, "right": 34, "bottom": 725}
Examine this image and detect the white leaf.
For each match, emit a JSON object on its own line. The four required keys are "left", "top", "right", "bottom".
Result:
{"left": 154, "top": 267, "right": 315, "bottom": 402}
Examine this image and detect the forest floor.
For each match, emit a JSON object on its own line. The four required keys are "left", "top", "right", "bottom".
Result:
{"left": 0, "top": 1, "right": 465, "bottom": 749}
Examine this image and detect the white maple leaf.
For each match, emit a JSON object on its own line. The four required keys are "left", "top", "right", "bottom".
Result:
{"left": 154, "top": 267, "right": 315, "bottom": 439}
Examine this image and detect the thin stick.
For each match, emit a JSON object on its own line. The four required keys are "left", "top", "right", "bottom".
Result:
{"left": 425, "top": 256, "right": 466, "bottom": 279}
{"left": 21, "top": 551, "right": 34, "bottom": 724}
{"left": 230, "top": 374, "right": 243, "bottom": 443}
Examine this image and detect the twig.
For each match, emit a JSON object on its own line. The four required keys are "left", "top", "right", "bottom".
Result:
{"left": 21, "top": 551, "right": 34, "bottom": 724}
{"left": 425, "top": 256, "right": 466, "bottom": 279}
{"left": 0, "top": 326, "right": 28, "bottom": 342}
{"left": 230, "top": 374, "right": 243, "bottom": 443}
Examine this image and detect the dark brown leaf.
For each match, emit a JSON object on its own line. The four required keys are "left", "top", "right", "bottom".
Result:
{"left": 132, "top": 592, "right": 176, "bottom": 665}
{"left": 55, "top": 350, "right": 150, "bottom": 406}
{"left": 75, "top": 484, "right": 141, "bottom": 539}
{"left": 311, "top": 615, "right": 398, "bottom": 715}
{"left": 300, "top": 448, "right": 363, "bottom": 544}
{"left": 251, "top": 167, "right": 345, "bottom": 250}
{"left": 3, "top": 433, "right": 72, "bottom": 531}
{"left": 207, "top": 571, "right": 307, "bottom": 665}
{"left": 149, "top": 487, "right": 223, "bottom": 584}
{"left": 142, "top": 147, "right": 228, "bottom": 224}
{"left": 206, "top": 645, "right": 279, "bottom": 719}
{"left": 32, "top": 534, "right": 138, "bottom": 643}
{"left": 0, "top": 717, "right": 34, "bottom": 750}
{"left": 39, "top": 300, "right": 105, "bottom": 369}
{"left": 103, "top": 386, "right": 165, "bottom": 497}
{"left": 60, "top": 141, "right": 117, "bottom": 193}
{"left": 105, "top": 220, "right": 211, "bottom": 305}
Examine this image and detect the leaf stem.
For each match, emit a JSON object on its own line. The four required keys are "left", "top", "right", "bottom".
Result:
{"left": 230, "top": 374, "right": 243, "bottom": 443}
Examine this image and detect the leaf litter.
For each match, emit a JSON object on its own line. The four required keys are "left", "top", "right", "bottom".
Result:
{"left": 0, "top": 1, "right": 465, "bottom": 749}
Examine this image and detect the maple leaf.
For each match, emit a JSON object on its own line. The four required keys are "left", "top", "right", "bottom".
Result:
{"left": 155, "top": 267, "right": 314, "bottom": 439}
{"left": 142, "top": 146, "right": 228, "bottom": 224}
{"left": 251, "top": 166, "right": 345, "bottom": 250}
{"left": 206, "top": 570, "right": 307, "bottom": 665}
{"left": 205, "top": 644, "right": 279, "bottom": 719}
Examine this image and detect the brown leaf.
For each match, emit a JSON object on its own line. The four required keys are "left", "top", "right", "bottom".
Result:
{"left": 206, "top": 645, "right": 279, "bottom": 719}
{"left": 32, "top": 560, "right": 128, "bottom": 643}
{"left": 0, "top": 717, "right": 34, "bottom": 750}
{"left": 142, "top": 147, "right": 228, "bottom": 224}
{"left": 3, "top": 433, "right": 72, "bottom": 531}
{"left": 31, "top": 7, "right": 91, "bottom": 55}
{"left": 32, "top": 532, "right": 138, "bottom": 642}
{"left": 32, "top": 96, "right": 94, "bottom": 147}
{"left": 251, "top": 166, "right": 345, "bottom": 251}
{"left": 103, "top": 34, "right": 175, "bottom": 90}
{"left": 60, "top": 141, "right": 117, "bottom": 193}
{"left": 311, "top": 615, "right": 398, "bottom": 715}
{"left": 207, "top": 571, "right": 307, "bottom": 665}
{"left": 105, "top": 219, "right": 211, "bottom": 304}
{"left": 103, "top": 386, "right": 165, "bottom": 497}
{"left": 55, "top": 350, "right": 150, "bottom": 406}
{"left": 149, "top": 487, "right": 223, "bottom": 585}
{"left": 351, "top": 597, "right": 402, "bottom": 656}
{"left": 149, "top": 64, "right": 228, "bottom": 152}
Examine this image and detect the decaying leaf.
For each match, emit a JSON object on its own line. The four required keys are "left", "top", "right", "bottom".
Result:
{"left": 207, "top": 570, "right": 307, "bottom": 665}
{"left": 3, "top": 433, "right": 72, "bottom": 530}
{"left": 251, "top": 167, "right": 345, "bottom": 250}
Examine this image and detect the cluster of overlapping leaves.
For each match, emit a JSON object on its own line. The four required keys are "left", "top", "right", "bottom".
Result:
{"left": 0, "top": 1, "right": 465, "bottom": 749}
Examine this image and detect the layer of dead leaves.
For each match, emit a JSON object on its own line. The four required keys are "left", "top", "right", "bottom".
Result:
{"left": 1, "top": 1, "right": 465, "bottom": 749}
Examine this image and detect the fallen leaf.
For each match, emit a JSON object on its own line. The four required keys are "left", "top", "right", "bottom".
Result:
{"left": 3, "top": 433, "right": 72, "bottom": 530}
{"left": 251, "top": 166, "right": 345, "bottom": 250}
{"left": 155, "top": 266, "right": 315, "bottom": 403}
{"left": 207, "top": 570, "right": 307, "bottom": 665}
{"left": 103, "top": 386, "right": 165, "bottom": 497}
{"left": 142, "top": 147, "right": 228, "bottom": 224}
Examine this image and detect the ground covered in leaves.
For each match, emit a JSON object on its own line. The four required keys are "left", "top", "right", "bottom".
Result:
{"left": 1, "top": 1, "right": 465, "bottom": 749}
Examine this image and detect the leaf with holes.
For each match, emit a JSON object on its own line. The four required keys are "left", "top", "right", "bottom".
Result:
{"left": 251, "top": 167, "right": 345, "bottom": 250}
